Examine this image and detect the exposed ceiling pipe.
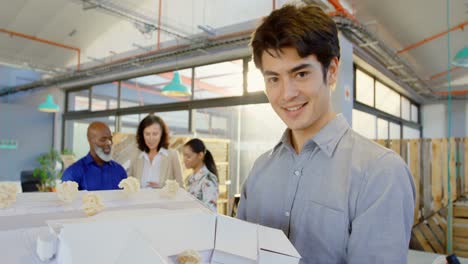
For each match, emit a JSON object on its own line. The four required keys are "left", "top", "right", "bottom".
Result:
{"left": 328, "top": 1, "right": 437, "bottom": 99}
{"left": 327, "top": 0, "right": 357, "bottom": 22}
{"left": 0, "top": 3, "right": 437, "bottom": 101}
{"left": 397, "top": 21, "right": 468, "bottom": 54}
{"left": 157, "top": 0, "right": 162, "bottom": 50}
{"left": 435, "top": 90, "right": 468, "bottom": 96}
{"left": 430, "top": 67, "right": 461, "bottom": 80}
{"left": 0, "top": 28, "right": 81, "bottom": 71}
{"left": 0, "top": 41, "right": 250, "bottom": 96}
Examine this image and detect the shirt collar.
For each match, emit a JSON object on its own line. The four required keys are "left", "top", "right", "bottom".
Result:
{"left": 272, "top": 114, "right": 349, "bottom": 158}
{"left": 85, "top": 152, "right": 114, "bottom": 166}
{"left": 84, "top": 152, "right": 95, "bottom": 165}
{"left": 193, "top": 165, "right": 209, "bottom": 180}
{"left": 311, "top": 114, "right": 349, "bottom": 157}
{"left": 139, "top": 147, "right": 169, "bottom": 159}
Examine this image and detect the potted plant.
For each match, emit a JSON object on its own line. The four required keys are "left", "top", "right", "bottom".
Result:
{"left": 33, "top": 149, "right": 63, "bottom": 192}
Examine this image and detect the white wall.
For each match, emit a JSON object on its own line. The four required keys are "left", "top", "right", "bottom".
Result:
{"left": 2, "top": 87, "right": 65, "bottom": 149}
{"left": 422, "top": 100, "right": 467, "bottom": 138}
{"left": 333, "top": 34, "right": 354, "bottom": 124}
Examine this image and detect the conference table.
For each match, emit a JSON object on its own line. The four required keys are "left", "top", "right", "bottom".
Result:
{"left": 1, "top": 189, "right": 467, "bottom": 264}
{"left": 0, "top": 188, "right": 209, "bottom": 264}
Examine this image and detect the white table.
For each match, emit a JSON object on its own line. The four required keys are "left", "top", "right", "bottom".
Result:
{"left": 0, "top": 188, "right": 210, "bottom": 263}
{"left": 408, "top": 250, "right": 468, "bottom": 264}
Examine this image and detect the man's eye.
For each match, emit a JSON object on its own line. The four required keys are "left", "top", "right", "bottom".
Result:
{"left": 296, "top": 71, "right": 309, "bottom": 78}
{"left": 266, "top": 77, "right": 278, "bottom": 83}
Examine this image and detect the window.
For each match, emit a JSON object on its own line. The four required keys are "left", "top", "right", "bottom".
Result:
{"left": 91, "top": 82, "right": 118, "bottom": 111}
{"left": 389, "top": 122, "right": 401, "bottom": 139}
{"left": 119, "top": 114, "right": 144, "bottom": 134}
{"left": 118, "top": 111, "right": 189, "bottom": 135}
{"left": 375, "top": 81, "right": 400, "bottom": 117}
{"left": 411, "top": 104, "right": 419, "bottom": 122}
{"left": 194, "top": 60, "right": 243, "bottom": 99}
{"left": 352, "top": 109, "right": 376, "bottom": 139}
{"left": 401, "top": 97, "right": 410, "bottom": 120}
{"left": 154, "top": 111, "right": 190, "bottom": 135}
{"left": 247, "top": 60, "right": 264, "bottom": 93}
{"left": 403, "top": 126, "right": 420, "bottom": 139}
{"left": 377, "top": 118, "right": 389, "bottom": 140}
{"left": 120, "top": 69, "right": 192, "bottom": 108}
{"left": 63, "top": 116, "right": 116, "bottom": 159}
{"left": 194, "top": 108, "right": 234, "bottom": 138}
{"left": 192, "top": 103, "right": 284, "bottom": 194}
{"left": 355, "top": 69, "right": 374, "bottom": 107}
{"left": 68, "top": 89, "right": 89, "bottom": 111}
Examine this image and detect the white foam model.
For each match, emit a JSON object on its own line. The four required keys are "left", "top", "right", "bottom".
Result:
{"left": 160, "top": 179, "right": 179, "bottom": 198}
{"left": 118, "top": 177, "right": 140, "bottom": 195}
{"left": 0, "top": 182, "right": 18, "bottom": 208}
{"left": 82, "top": 193, "right": 104, "bottom": 216}
{"left": 56, "top": 181, "right": 79, "bottom": 203}
{"left": 49, "top": 209, "right": 300, "bottom": 264}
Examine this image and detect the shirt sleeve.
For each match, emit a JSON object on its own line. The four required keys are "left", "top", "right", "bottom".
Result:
{"left": 347, "top": 152, "right": 415, "bottom": 264}
{"left": 61, "top": 164, "right": 83, "bottom": 189}
{"left": 201, "top": 173, "right": 219, "bottom": 212}
{"left": 237, "top": 179, "right": 248, "bottom": 220}
{"left": 117, "top": 164, "right": 128, "bottom": 181}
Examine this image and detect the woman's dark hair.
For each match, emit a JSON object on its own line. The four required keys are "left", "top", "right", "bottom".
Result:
{"left": 251, "top": 4, "right": 340, "bottom": 81}
{"left": 136, "top": 114, "right": 170, "bottom": 153}
{"left": 184, "top": 138, "right": 218, "bottom": 177}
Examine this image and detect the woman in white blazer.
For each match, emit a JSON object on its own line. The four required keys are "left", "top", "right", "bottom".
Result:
{"left": 128, "top": 114, "right": 183, "bottom": 188}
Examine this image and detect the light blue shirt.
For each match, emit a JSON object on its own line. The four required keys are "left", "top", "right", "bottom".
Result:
{"left": 238, "top": 114, "right": 415, "bottom": 264}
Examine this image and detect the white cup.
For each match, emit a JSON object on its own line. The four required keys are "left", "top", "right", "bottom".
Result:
{"left": 36, "top": 233, "right": 57, "bottom": 262}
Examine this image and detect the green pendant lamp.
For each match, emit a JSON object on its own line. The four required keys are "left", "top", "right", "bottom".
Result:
{"left": 452, "top": 46, "right": 468, "bottom": 67}
{"left": 38, "top": 94, "right": 60, "bottom": 112}
{"left": 161, "top": 72, "right": 191, "bottom": 96}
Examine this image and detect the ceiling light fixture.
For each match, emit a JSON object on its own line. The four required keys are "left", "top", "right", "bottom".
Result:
{"left": 161, "top": 72, "right": 191, "bottom": 97}
{"left": 38, "top": 94, "right": 59, "bottom": 112}
{"left": 452, "top": 46, "right": 468, "bottom": 67}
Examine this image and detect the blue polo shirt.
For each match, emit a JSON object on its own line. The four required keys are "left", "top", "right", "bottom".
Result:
{"left": 61, "top": 153, "right": 127, "bottom": 191}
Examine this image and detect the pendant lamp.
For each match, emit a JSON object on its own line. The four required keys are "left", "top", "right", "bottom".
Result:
{"left": 38, "top": 94, "right": 59, "bottom": 112}
{"left": 452, "top": 46, "right": 468, "bottom": 67}
{"left": 161, "top": 72, "right": 191, "bottom": 96}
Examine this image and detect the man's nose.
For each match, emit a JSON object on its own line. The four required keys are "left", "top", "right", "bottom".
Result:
{"left": 282, "top": 78, "right": 299, "bottom": 101}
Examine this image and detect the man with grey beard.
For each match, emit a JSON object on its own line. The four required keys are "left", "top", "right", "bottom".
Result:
{"left": 62, "top": 122, "right": 127, "bottom": 190}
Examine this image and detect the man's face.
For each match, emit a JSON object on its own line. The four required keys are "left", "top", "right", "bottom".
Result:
{"left": 90, "top": 127, "right": 113, "bottom": 161}
{"left": 261, "top": 47, "right": 338, "bottom": 134}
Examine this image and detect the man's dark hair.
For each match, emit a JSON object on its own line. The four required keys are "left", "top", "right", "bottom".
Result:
{"left": 136, "top": 114, "right": 170, "bottom": 153}
{"left": 251, "top": 4, "right": 340, "bottom": 80}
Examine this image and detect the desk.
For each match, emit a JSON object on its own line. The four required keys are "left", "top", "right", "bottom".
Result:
{"left": 408, "top": 250, "right": 468, "bottom": 264}
{"left": 0, "top": 188, "right": 209, "bottom": 264}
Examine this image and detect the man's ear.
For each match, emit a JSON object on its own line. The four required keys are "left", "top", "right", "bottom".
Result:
{"left": 327, "top": 57, "right": 339, "bottom": 86}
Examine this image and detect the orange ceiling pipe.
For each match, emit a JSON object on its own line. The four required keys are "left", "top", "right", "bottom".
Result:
{"left": 435, "top": 90, "right": 468, "bottom": 96}
{"left": 397, "top": 21, "right": 468, "bottom": 54}
{"left": 430, "top": 67, "right": 461, "bottom": 80}
{"left": 157, "top": 0, "right": 162, "bottom": 50}
{"left": 0, "top": 28, "right": 81, "bottom": 70}
{"left": 327, "top": 0, "right": 356, "bottom": 21}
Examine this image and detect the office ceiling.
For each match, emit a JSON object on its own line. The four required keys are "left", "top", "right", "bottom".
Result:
{"left": 0, "top": 0, "right": 466, "bottom": 100}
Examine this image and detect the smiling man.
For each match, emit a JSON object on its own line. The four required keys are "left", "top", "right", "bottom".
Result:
{"left": 237, "top": 4, "right": 415, "bottom": 264}
{"left": 61, "top": 121, "right": 127, "bottom": 191}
